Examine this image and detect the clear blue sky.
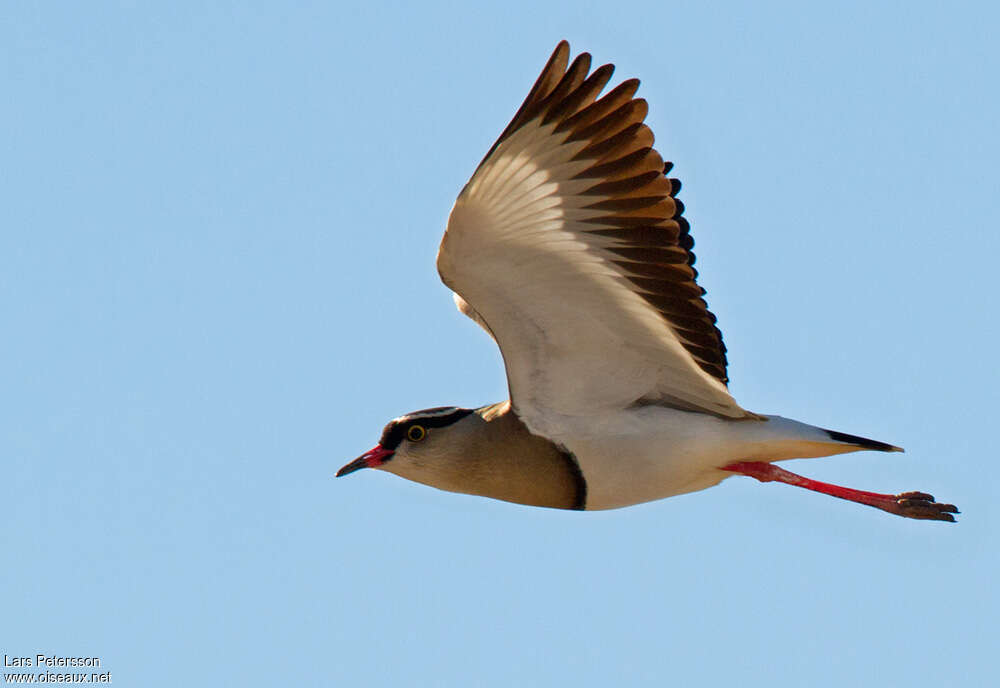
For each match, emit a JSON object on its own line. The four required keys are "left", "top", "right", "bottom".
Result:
{"left": 3, "top": 2, "right": 997, "bottom": 686}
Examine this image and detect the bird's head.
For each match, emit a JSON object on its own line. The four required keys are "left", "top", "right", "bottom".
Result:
{"left": 337, "top": 407, "right": 476, "bottom": 479}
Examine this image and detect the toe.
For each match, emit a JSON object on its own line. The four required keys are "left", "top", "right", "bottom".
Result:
{"left": 894, "top": 494, "right": 959, "bottom": 522}
{"left": 898, "top": 491, "right": 935, "bottom": 501}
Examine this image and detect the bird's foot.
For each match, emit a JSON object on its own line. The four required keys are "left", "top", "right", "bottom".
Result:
{"left": 887, "top": 491, "right": 959, "bottom": 522}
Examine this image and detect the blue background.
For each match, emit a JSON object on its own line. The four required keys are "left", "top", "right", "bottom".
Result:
{"left": 3, "top": 2, "right": 996, "bottom": 685}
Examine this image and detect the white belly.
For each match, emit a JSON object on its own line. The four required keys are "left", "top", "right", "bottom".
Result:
{"left": 549, "top": 406, "right": 851, "bottom": 510}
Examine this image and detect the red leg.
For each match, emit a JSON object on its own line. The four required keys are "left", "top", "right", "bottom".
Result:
{"left": 722, "top": 461, "right": 959, "bottom": 522}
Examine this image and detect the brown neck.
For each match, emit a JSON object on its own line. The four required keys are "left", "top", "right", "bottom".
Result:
{"left": 470, "top": 402, "right": 586, "bottom": 510}
{"left": 384, "top": 401, "right": 587, "bottom": 510}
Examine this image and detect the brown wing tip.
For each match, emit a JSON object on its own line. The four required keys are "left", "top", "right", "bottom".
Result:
{"left": 549, "top": 40, "right": 572, "bottom": 72}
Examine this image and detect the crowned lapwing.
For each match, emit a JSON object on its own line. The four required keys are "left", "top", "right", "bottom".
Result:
{"left": 338, "top": 42, "right": 958, "bottom": 522}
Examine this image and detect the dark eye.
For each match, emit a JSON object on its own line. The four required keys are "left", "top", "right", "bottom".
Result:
{"left": 407, "top": 425, "right": 427, "bottom": 442}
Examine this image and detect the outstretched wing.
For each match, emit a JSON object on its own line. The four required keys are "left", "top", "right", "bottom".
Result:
{"left": 437, "top": 41, "right": 749, "bottom": 430}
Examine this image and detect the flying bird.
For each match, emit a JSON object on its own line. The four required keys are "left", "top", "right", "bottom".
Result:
{"left": 338, "top": 41, "right": 958, "bottom": 522}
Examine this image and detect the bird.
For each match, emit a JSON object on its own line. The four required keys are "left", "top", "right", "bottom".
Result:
{"left": 338, "top": 41, "right": 958, "bottom": 522}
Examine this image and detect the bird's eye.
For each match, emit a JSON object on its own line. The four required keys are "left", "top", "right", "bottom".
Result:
{"left": 407, "top": 425, "right": 427, "bottom": 442}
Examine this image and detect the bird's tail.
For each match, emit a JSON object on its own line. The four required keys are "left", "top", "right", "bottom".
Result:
{"left": 740, "top": 415, "right": 904, "bottom": 462}
{"left": 820, "top": 428, "right": 903, "bottom": 453}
